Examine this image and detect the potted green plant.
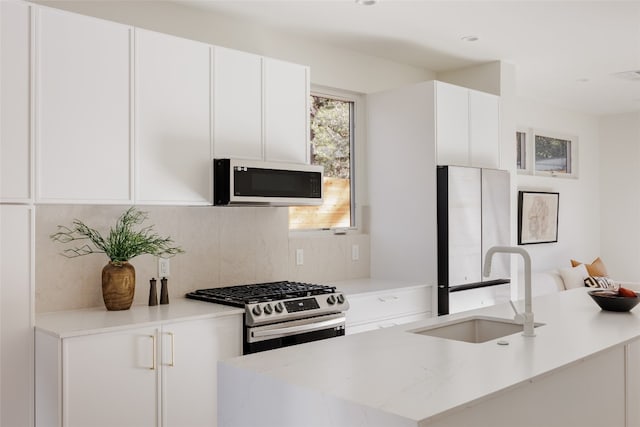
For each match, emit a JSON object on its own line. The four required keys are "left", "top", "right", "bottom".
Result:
{"left": 51, "top": 207, "right": 184, "bottom": 311}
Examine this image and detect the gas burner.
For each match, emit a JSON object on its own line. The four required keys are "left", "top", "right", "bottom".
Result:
{"left": 185, "top": 281, "right": 336, "bottom": 306}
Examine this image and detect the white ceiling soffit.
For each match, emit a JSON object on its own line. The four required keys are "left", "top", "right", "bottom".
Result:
{"left": 180, "top": 0, "right": 640, "bottom": 116}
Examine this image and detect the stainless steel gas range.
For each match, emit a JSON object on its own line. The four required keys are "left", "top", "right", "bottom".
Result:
{"left": 186, "top": 281, "right": 349, "bottom": 354}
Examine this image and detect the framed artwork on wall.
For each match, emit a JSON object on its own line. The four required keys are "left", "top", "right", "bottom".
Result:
{"left": 518, "top": 191, "right": 559, "bottom": 245}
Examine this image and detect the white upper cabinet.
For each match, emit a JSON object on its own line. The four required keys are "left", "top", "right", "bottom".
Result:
{"left": 17, "top": 5, "right": 311, "bottom": 206}
{"left": 435, "top": 82, "right": 469, "bottom": 167}
{"left": 263, "top": 58, "right": 309, "bottom": 164}
{"left": 213, "top": 47, "right": 263, "bottom": 161}
{"left": 135, "top": 29, "right": 212, "bottom": 205}
{"left": 469, "top": 90, "right": 500, "bottom": 169}
{"left": 1, "top": 1, "right": 32, "bottom": 202}
{"left": 435, "top": 81, "right": 500, "bottom": 169}
{"left": 213, "top": 48, "right": 310, "bottom": 164}
{"left": 35, "top": 7, "right": 132, "bottom": 203}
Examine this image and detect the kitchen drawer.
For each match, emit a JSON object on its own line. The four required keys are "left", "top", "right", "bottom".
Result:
{"left": 346, "top": 285, "right": 432, "bottom": 327}
{"left": 346, "top": 312, "right": 432, "bottom": 335}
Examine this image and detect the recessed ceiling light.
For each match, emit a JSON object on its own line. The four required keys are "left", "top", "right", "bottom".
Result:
{"left": 355, "top": 0, "right": 377, "bottom": 5}
{"left": 576, "top": 78, "right": 590, "bottom": 83}
{"left": 461, "top": 35, "right": 479, "bottom": 42}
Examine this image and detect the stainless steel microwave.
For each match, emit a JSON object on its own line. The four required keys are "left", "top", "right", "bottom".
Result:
{"left": 213, "top": 158, "right": 323, "bottom": 206}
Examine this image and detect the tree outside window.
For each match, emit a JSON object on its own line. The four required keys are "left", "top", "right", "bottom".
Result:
{"left": 535, "top": 135, "right": 571, "bottom": 174}
{"left": 289, "top": 95, "right": 354, "bottom": 230}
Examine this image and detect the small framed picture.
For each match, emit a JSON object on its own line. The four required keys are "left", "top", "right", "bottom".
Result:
{"left": 518, "top": 191, "right": 559, "bottom": 245}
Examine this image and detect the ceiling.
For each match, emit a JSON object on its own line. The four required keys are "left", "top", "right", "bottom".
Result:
{"left": 180, "top": 0, "right": 640, "bottom": 116}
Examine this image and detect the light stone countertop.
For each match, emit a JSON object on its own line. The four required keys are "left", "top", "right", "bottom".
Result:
{"left": 219, "top": 288, "right": 640, "bottom": 425}
{"left": 35, "top": 298, "right": 244, "bottom": 338}
{"left": 34, "top": 278, "right": 428, "bottom": 338}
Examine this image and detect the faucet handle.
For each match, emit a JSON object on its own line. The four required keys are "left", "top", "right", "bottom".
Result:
{"left": 509, "top": 300, "right": 519, "bottom": 316}
{"left": 509, "top": 300, "right": 525, "bottom": 325}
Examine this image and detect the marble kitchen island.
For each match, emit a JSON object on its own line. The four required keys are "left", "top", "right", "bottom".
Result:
{"left": 219, "top": 288, "right": 640, "bottom": 427}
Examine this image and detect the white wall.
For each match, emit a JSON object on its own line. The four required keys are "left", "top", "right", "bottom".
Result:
{"left": 437, "top": 61, "right": 503, "bottom": 96}
{"left": 36, "top": 205, "right": 370, "bottom": 312}
{"left": 600, "top": 113, "right": 640, "bottom": 281}
{"left": 516, "top": 98, "right": 601, "bottom": 273}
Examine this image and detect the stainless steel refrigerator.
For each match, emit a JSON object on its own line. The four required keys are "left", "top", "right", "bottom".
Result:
{"left": 437, "top": 165, "right": 511, "bottom": 315}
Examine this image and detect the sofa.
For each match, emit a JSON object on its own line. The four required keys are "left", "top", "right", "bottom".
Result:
{"left": 525, "top": 263, "right": 640, "bottom": 297}
{"left": 450, "top": 258, "right": 638, "bottom": 314}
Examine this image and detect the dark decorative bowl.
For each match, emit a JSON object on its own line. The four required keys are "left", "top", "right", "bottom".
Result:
{"left": 589, "top": 290, "right": 640, "bottom": 312}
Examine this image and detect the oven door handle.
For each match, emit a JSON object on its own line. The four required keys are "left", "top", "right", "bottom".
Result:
{"left": 251, "top": 316, "right": 345, "bottom": 339}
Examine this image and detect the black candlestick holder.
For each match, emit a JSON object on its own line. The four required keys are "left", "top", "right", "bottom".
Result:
{"left": 160, "top": 277, "right": 169, "bottom": 305}
{"left": 148, "top": 278, "right": 158, "bottom": 306}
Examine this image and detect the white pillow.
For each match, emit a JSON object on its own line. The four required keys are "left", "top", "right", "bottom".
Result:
{"left": 559, "top": 264, "right": 589, "bottom": 289}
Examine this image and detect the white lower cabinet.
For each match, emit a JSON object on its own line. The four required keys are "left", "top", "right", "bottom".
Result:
{"left": 36, "top": 315, "right": 242, "bottom": 427}
{"left": 0, "top": 205, "right": 34, "bottom": 427}
{"left": 161, "top": 317, "right": 242, "bottom": 427}
{"left": 345, "top": 286, "right": 432, "bottom": 334}
{"left": 627, "top": 338, "right": 640, "bottom": 426}
{"left": 61, "top": 326, "right": 159, "bottom": 427}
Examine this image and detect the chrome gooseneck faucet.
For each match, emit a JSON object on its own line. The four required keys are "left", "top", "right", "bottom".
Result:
{"left": 483, "top": 246, "right": 535, "bottom": 337}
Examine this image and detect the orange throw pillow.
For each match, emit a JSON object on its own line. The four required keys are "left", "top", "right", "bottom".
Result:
{"left": 571, "top": 257, "right": 609, "bottom": 277}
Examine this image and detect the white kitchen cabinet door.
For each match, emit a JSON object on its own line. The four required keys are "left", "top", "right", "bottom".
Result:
{"left": 347, "top": 312, "right": 432, "bottom": 335}
{"left": 162, "top": 316, "right": 242, "bottom": 427}
{"left": 263, "top": 58, "right": 309, "bottom": 164}
{"left": 346, "top": 285, "right": 433, "bottom": 335}
{"left": 35, "top": 7, "right": 132, "bottom": 203}
{"left": 0, "top": 205, "right": 34, "bottom": 427}
{"left": 63, "top": 327, "right": 159, "bottom": 427}
{"left": 469, "top": 90, "right": 500, "bottom": 169}
{"left": 1, "top": 1, "right": 31, "bottom": 202}
{"left": 435, "top": 81, "right": 469, "bottom": 166}
{"left": 627, "top": 339, "right": 640, "bottom": 427}
{"left": 135, "top": 29, "right": 212, "bottom": 205}
{"left": 213, "top": 47, "right": 263, "bottom": 161}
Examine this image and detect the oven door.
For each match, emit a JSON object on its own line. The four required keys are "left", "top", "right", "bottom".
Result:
{"left": 244, "top": 313, "right": 345, "bottom": 354}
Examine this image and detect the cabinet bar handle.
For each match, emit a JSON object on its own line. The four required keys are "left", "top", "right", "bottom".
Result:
{"left": 150, "top": 335, "right": 156, "bottom": 370}
{"left": 168, "top": 332, "right": 175, "bottom": 367}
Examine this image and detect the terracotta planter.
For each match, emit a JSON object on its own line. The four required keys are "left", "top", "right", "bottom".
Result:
{"left": 101, "top": 261, "right": 135, "bottom": 311}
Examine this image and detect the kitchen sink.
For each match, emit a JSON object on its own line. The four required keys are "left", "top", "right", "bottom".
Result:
{"left": 409, "top": 316, "right": 544, "bottom": 343}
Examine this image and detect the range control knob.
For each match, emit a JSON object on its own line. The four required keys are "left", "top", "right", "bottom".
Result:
{"left": 264, "top": 303, "right": 273, "bottom": 315}
{"left": 327, "top": 295, "right": 337, "bottom": 305}
{"left": 275, "top": 302, "right": 284, "bottom": 313}
{"left": 337, "top": 294, "right": 345, "bottom": 304}
{"left": 252, "top": 305, "right": 262, "bottom": 316}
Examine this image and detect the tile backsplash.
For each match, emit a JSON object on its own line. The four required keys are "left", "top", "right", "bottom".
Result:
{"left": 35, "top": 205, "right": 370, "bottom": 313}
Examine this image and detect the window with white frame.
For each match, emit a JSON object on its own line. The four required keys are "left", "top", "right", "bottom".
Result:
{"left": 516, "top": 128, "right": 578, "bottom": 178}
{"left": 289, "top": 91, "right": 356, "bottom": 230}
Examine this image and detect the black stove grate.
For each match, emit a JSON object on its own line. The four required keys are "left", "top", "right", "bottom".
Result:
{"left": 185, "top": 281, "right": 336, "bottom": 306}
